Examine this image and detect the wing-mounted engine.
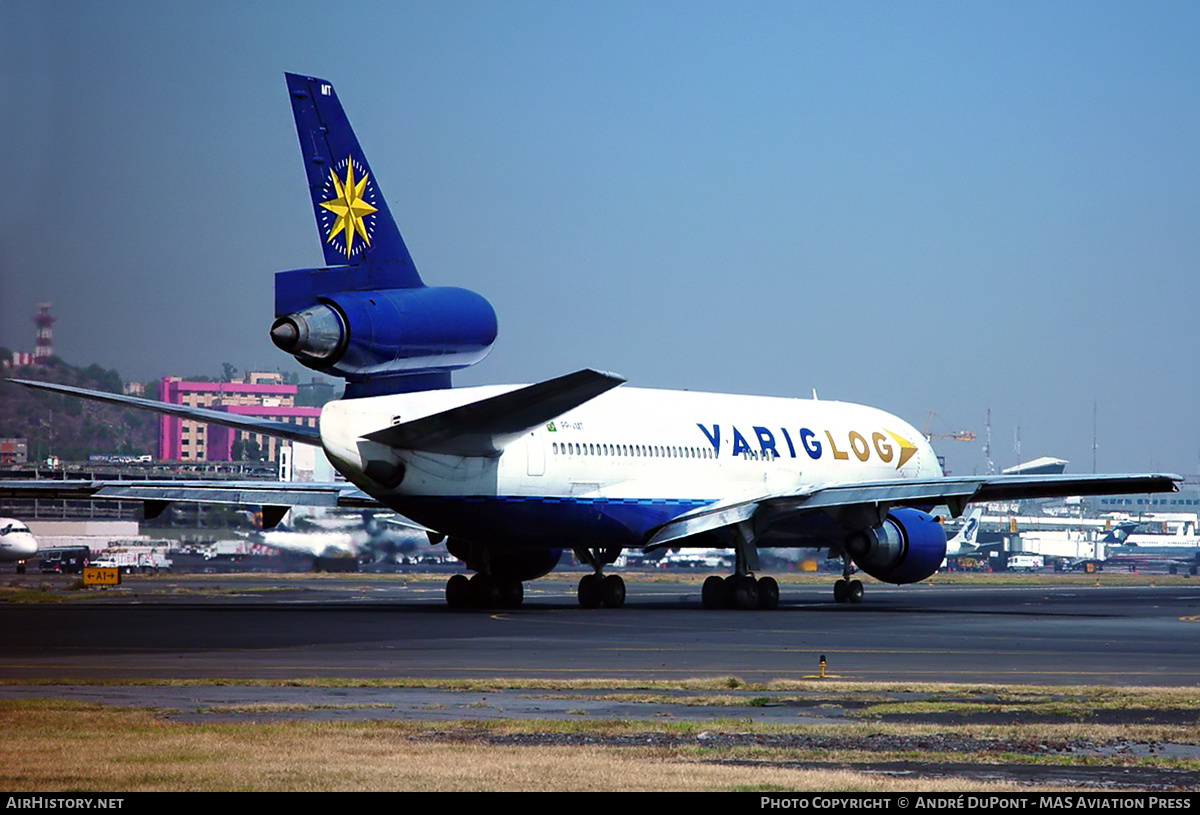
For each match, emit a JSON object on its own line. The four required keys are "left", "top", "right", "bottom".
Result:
{"left": 845, "top": 507, "right": 947, "bottom": 585}
{"left": 275, "top": 73, "right": 498, "bottom": 398}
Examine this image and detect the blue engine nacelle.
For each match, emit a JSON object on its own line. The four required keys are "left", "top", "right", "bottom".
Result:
{"left": 270, "top": 284, "right": 497, "bottom": 381}
{"left": 846, "top": 508, "right": 947, "bottom": 584}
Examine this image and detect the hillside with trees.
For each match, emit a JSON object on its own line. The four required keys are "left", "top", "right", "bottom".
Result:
{"left": 0, "top": 354, "right": 157, "bottom": 462}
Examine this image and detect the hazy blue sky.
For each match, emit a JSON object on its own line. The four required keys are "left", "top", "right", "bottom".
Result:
{"left": 1, "top": 0, "right": 1197, "bottom": 478}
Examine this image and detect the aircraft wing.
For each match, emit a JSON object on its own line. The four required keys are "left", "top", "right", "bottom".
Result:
{"left": 361, "top": 368, "right": 626, "bottom": 456}
{"left": 645, "top": 472, "right": 1182, "bottom": 548}
{"left": 0, "top": 479, "right": 380, "bottom": 529}
{"left": 7, "top": 378, "right": 322, "bottom": 447}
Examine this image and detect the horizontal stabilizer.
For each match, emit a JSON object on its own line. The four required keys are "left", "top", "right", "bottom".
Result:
{"left": 362, "top": 368, "right": 626, "bottom": 456}
{"left": 8, "top": 378, "right": 322, "bottom": 447}
{"left": 0, "top": 478, "right": 379, "bottom": 507}
{"left": 0, "top": 479, "right": 384, "bottom": 530}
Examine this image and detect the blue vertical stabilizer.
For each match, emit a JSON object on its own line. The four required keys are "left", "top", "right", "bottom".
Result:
{"left": 272, "top": 74, "right": 497, "bottom": 397}
{"left": 285, "top": 72, "right": 422, "bottom": 283}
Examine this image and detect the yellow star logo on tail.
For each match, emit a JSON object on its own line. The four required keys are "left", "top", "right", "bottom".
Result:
{"left": 320, "top": 160, "right": 377, "bottom": 257}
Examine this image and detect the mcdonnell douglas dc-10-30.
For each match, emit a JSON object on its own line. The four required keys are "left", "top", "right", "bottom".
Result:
{"left": 7, "top": 74, "right": 1179, "bottom": 609}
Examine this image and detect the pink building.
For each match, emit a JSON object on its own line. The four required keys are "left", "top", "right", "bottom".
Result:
{"left": 157, "top": 375, "right": 321, "bottom": 462}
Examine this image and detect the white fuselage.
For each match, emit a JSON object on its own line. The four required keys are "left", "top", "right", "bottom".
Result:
{"left": 318, "top": 385, "right": 941, "bottom": 549}
{"left": 0, "top": 518, "right": 39, "bottom": 563}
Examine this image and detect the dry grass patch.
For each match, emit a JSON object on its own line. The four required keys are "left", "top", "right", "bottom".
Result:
{"left": 4, "top": 700, "right": 1032, "bottom": 792}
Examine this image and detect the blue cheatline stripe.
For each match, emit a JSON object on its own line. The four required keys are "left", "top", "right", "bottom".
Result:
{"left": 386, "top": 494, "right": 716, "bottom": 549}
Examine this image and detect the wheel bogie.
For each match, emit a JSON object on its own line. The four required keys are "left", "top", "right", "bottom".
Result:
{"left": 703, "top": 574, "right": 781, "bottom": 610}
{"left": 446, "top": 573, "right": 524, "bottom": 609}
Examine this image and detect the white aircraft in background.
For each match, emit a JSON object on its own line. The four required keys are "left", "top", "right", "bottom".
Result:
{"left": 945, "top": 508, "right": 984, "bottom": 557}
{"left": 0, "top": 518, "right": 39, "bottom": 573}
{"left": 5, "top": 73, "right": 1179, "bottom": 610}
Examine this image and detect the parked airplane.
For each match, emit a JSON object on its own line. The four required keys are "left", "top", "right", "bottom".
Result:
{"left": 1102, "top": 520, "right": 1200, "bottom": 549}
{"left": 945, "top": 508, "right": 983, "bottom": 557}
{"left": 1099, "top": 522, "right": 1200, "bottom": 575}
{"left": 1102, "top": 546, "right": 1200, "bottom": 575}
{"left": 5, "top": 73, "right": 1180, "bottom": 609}
{"left": 0, "top": 518, "right": 39, "bottom": 573}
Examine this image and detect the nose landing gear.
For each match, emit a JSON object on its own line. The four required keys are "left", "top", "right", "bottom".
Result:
{"left": 833, "top": 552, "right": 864, "bottom": 604}
{"left": 578, "top": 572, "right": 626, "bottom": 608}
{"left": 574, "top": 546, "right": 626, "bottom": 608}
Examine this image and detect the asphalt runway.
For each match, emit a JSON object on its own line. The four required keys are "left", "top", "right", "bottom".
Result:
{"left": 4, "top": 574, "right": 1200, "bottom": 687}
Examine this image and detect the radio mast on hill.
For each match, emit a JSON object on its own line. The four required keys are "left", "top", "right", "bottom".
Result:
{"left": 33, "top": 303, "right": 55, "bottom": 364}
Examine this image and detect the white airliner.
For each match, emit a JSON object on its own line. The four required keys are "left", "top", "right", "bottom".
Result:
{"left": 0, "top": 518, "right": 39, "bottom": 573}
{"left": 4, "top": 73, "right": 1180, "bottom": 609}
{"left": 945, "top": 508, "right": 984, "bottom": 557}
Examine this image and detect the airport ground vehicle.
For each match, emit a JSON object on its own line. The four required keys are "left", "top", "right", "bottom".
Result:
{"left": 90, "top": 551, "right": 173, "bottom": 574}
{"left": 38, "top": 546, "right": 91, "bottom": 574}
{"left": 1006, "top": 553, "right": 1044, "bottom": 572}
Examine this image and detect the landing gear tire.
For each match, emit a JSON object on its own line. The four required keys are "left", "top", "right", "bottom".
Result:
{"left": 728, "top": 575, "right": 759, "bottom": 610}
{"left": 469, "top": 573, "right": 500, "bottom": 608}
{"left": 835, "top": 578, "right": 863, "bottom": 604}
{"left": 601, "top": 574, "right": 625, "bottom": 609}
{"left": 578, "top": 573, "right": 602, "bottom": 609}
{"left": 446, "top": 574, "right": 472, "bottom": 608}
{"left": 497, "top": 578, "right": 524, "bottom": 609}
{"left": 702, "top": 575, "right": 725, "bottom": 609}
{"left": 757, "top": 576, "right": 779, "bottom": 610}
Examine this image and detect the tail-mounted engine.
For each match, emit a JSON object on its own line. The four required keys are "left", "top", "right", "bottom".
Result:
{"left": 271, "top": 279, "right": 497, "bottom": 389}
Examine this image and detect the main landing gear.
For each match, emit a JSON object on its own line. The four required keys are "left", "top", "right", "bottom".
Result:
{"left": 701, "top": 573, "right": 779, "bottom": 610}
{"left": 700, "top": 522, "right": 779, "bottom": 610}
{"left": 574, "top": 546, "right": 626, "bottom": 608}
{"left": 445, "top": 573, "right": 524, "bottom": 609}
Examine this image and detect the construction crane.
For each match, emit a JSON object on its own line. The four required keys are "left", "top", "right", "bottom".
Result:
{"left": 923, "top": 411, "right": 976, "bottom": 443}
